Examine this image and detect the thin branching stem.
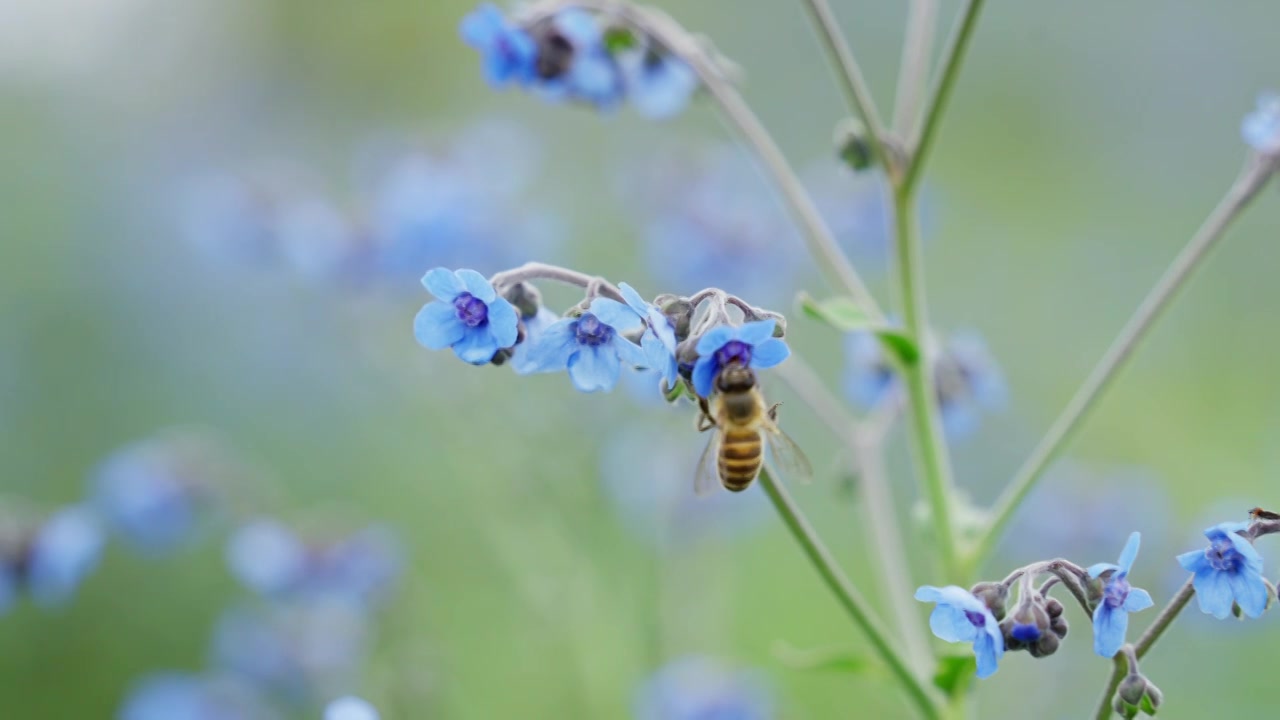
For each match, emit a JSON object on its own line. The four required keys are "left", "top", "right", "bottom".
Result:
{"left": 893, "top": 0, "right": 939, "bottom": 134}
{"left": 1093, "top": 578, "right": 1196, "bottom": 719}
{"left": 970, "top": 156, "right": 1279, "bottom": 572}
{"left": 490, "top": 262, "right": 625, "bottom": 302}
{"left": 759, "top": 466, "right": 940, "bottom": 719}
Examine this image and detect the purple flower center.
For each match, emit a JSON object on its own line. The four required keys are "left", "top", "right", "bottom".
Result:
{"left": 1207, "top": 536, "right": 1244, "bottom": 573}
{"left": 715, "top": 340, "right": 752, "bottom": 369}
{"left": 964, "top": 610, "right": 987, "bottom": 628}
{"left": 453, "top": 292, "right": 489, "bottom": 328}
{"left": 574, "top": 313, "right": 614, "bottom": 347}
{"left": 1103, "top": 574, "right": 1131, "bottom": 609}
{"left": 1010, "top": 623, "right": 1041, "bottom": 643}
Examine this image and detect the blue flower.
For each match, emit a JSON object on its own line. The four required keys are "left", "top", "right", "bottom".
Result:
{"left": 226, "top": 518, "right": 307, "bottom": 598}
{"left": 326, "top": 696, "right": 380, "bottom": 720}
{"left": 415, "top": 268, "right": 520, "bottom": 365}
{"left": 619, "top": 50, "right": 699, "bottom": 119}
{"left": 510, "top": 306, "right": 561, "bottom": 375}
{"left": 633, "top": 656, "right": 772, "bottom": 720}
{"left": 1176, "top": 521, "right": 1270, "bottom": 619}
{"left": 1086, "top": 531, "right": 1154, "bottom": 657}
{"left": 1242, "top": 92, "right": 1280, "bottom": 154}
{"left": 534, "top": 10, "right": 625, "bottom": 109}
{"left": 618, "top": 283, "right": 679, "bottom": 391}
{"left": 27, "top": 505, "right": 106, "bottom": 608}
{"left": 843, "top": 331, "right": 896, "bottom": 408}
{"left": 691, "top": 320, "right": 790, "bottom": 398}
{"left": 915, "top": 585, "right": 1004, "bottom": 678}
{"left": 520, "top": 296, "right": 648, "bottom": 392}
{"left": 460, "top": 4, "right": 537, "bottom": 87}
{"left": 119, "top": 673, "right": 279, "bottom": 720}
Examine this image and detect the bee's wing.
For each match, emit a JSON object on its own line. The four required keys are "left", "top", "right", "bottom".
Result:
{"left": 693, "top": 430, "right": 723, "bottom": 497}
{"left": 763, "top": 422, "right": 813, "bottom": 485}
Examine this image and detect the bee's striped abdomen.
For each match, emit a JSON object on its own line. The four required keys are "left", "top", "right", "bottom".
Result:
{"left": 719, "top": 428, "right": 763, "bottom": 492}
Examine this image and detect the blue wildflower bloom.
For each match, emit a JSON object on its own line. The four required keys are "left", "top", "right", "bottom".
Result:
{"left": 843, "top": 331, "right": 896, "bottom": 408}
{"left": 691, "top": 320, "right": 790, "bottom": 398}
{"left": 226, "top": 519, "right": 307, "bottom": 598}
{"left": 1241, "top": 92, "right": 1280, "bottom": 154}
{"left": 1177, "top": 521, "right": 1270, "bottom": 619}
{"left": 520, "top": 296, "right": 648, "bottom": 392}
{"left": 326, "top": 696, "right": 380, "bottom": 720}
{"left": 534, "top": 10, "right": 625, "bottom": 109}
{"left": 415, "top": 268, "right": 520, "bottom": 365}
{"left": 619, "top": 50, "right": 699, "bottom": 119}
{"left": 1086, "top": 531, "right": 1154, "bottom": 657}
{"left": 618, "top": 283, "right": 679, "bottom": 390}
{"left": 27, "top": 505, "right": 106, "bottom": 608}
{"left": 460, "top": 4, "right": 537, "bottom": 87}
{"left": 119, "top": 672, "right": 279, "bottom": 720}
{"left": 915, "top": 585, "right": 1004, "bottom": 678}
{"left": 634, "top": 656, "right": 772, "bottom": 720}
{"left": 510, "top": 306, "right": 560, "bottom": 375}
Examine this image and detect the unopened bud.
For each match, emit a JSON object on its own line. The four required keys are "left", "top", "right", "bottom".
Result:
{"left": 1118, "top": 675, "right": 1147, "bottom": 706}
{"left": 970, "top": 582, "right": 1008, "bottom": 620}
{"left": 659, "top": 297, "right": 695, "bottom": 341}
{"left": 1145, "top": 682, "right": 1163, "bottom": 709}
{"left": 1049, "top": 614, "right": 1069, "bottom": 639}
{"left": 1028, "top": 631, "right": 1060, "bottom": 658}
{"left": 1113, "top": 695, "right": 1135, "bottom": 719}
{"left": 834, "top": 117, "right": 873, "bottom": 171}
{"left": 503, "top": 282, "right": 542, "bottom": 319}
{"left": 1044, "top": 597, "right": 1064, "bottom": 618}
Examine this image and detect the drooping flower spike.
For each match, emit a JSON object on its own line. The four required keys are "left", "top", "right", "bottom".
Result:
{"left": 1087, "top": 531, "right": 1154, "bottom": 658}
{"left": 915, "top": 585, "right": 1004, "bottom": 678}
{"left": 415, "top": 268, "right": 520, "bottom": 365}
{"left": 691, "top": 320, "right": 790, "bottom": 398}
{"left": 1176, "top": 521, "right": 1270, "bottom": 619}
{"left": 520, "top": 295, "right": 649, "bottom": 392}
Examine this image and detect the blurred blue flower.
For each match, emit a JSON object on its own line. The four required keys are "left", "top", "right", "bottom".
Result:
{"left": 1086, "top": 531, "right": 1154, "bottom": 658}
{"left": 89, "top": 433, "right": 226, "bottom": 554}
{"left": 119, "top": 673, "right": 279, "bottom": 720}
{"left": 691, "top": 320, "right": 790, "bottom": 398}
{"left": 805, "top": 163, "right": 894, "bottom": 268}
{"left": 634, "top": 656, "right": 773, "bottom": 720}
{"left": 619, "top": 283, "right": 679, "bottom": 390}
{"left": 510, "top": 306, "right": 561, "bottom": 375}
{"left": 212, "top": 602, "right": 370, "bottom": 704}
{"left": 460, "top": 4, "right": 537, "bottom": 87}
{"left": 178, "top": 174, "right": 276, "bottom": 264}
{"left": 227, "top": 519, "right": 402, "bottom": 610}
{"left": 521, "top": 298, "right": 648, "bottom": 392}
{"left": 27, "top": 505, "right": 106, "bottom": 608}
{"left": 843, "top": 331, "right": 896, "bottom": 408}
{"left": 1177, "top": 521, "right": 1270, "bottom": 619}
{"left": 1242, "top": 92, "right": 1280, "bottom": 154}
{"left": 415, "top": 267, "right": 520, "bottom": 365}
{"left": 533, "top": 10, "right": 625, "bottom": 109}
{"left": 325, "top": 696, "right": 380, "bottom": 720}
{"left": 273, "top": 197, "right": 359, "bottom": 282}
{"left": 619, "top": 49, "right": 699, "bottom": 120}
{"left": 915, "top": 585, "right": 1003, "bottom": 678}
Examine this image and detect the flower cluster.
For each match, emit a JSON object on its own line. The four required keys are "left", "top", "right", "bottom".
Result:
{"left": 845, "top": 329, "right": 1005, "bottom": 438}
{"left": 461, "top": 3, "right": 700, "bottom": 119}
{"left": 121, "top": 516, "right": 402, "bottom": 717}
{"left": 414, "top": 264, "right": 792, "bottom": 400}
{"left": 180, "top": 120, "right": 557, "bottom": 284}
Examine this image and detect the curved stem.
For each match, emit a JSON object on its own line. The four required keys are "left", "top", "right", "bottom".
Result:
{"left": 893, "top": 0, "right": 939, "bottom": 134}
{"left": 902, "top": 0, "right": 986, "bottom": 195}
{"left": 969, "top": 156, "right": 1278, "bottom": 572}
{"left": 795, "top": 0, "right": 893, "bottom": 176}
{"left": 773, "top": 357, "right": 933, "bottom": 675}
{"left": 893, "top": 190, "right": 960, "bottom": 580}
{"left": 1094, "top": 653, "right": 1128, "bottom": 720}
{"left": 759, "top": 466, "right": 940, "bottom": 719}
{"left": 490, "top": 262, "right": 625, "bottom": 302}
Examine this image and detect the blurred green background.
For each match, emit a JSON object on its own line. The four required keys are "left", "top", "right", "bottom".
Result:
{"left": 3, "top": 0, "right": 1280, "bottom": 717}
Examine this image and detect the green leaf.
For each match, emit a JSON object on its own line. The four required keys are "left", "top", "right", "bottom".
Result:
{"left": 796, "top": 292, "right": 871, "bottom": 332}
{"left": 1140, "top": 695, "right": 1157, "bottom": 716}
{"left": 773, "top": 642, "right": 876, "bottom": 675}
{"left": 875, "top": 329, "right": 920, "bottom": 367}
{"left": 663, "top": 377, "right": 686, "bottom": 403}
{"left": 932, "top": 654, "right": 976, "bottom": 698}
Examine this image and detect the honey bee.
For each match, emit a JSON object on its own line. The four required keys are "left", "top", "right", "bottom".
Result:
{"left": 1249, "top": 507, "right": 1280, "bottom": 521}
{"left": 694, "top": 362, "right": 812, "bottom": 495}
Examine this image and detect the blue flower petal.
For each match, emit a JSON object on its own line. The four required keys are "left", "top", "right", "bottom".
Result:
{"left": 511, "top": 308, "right": 560, "bottom": 375}
{"left": 1229, "top": 569, "right": 1269, "bottom": 618}
{"left": 695, "top": 325, "right": 737, "bottom": 355}
{"left": 617, "top": 282, "right": 650, "bottom": 317}
{"left": 1223, "top": 528, "right": 1264, "bottom": 566}
{"left": 625, "top": 54, "right": 699, "bottom": 120}
{"left": 612, "top": 336, "right": 649, "bottom": 369}
{"left": 414, "top": 301, "right": 466, "bottom": 350}
{"left": 749, "top": 338, "right": 790, "bottom": 369}
{"left": 1192, "top": 564, "right": 1234, "bottom": 619}
{"left": 913, "top": 586, "right": 944, "bottom": 603}
{"left": 641, "top": 333, "right": 677, "bottom": 386}
{"left": 928, "top": 604, "right": 978, "bottom": 644}
{"left": 1116, "top": 531, "right": 1141, "bottom": 573}
{"left": 456, "top": 269, "right": 496, "bottom": 303}
{"left": 460, "top": 4, "right": 502, "bottom": 46}
{"left": 589, "top": 297, "right": 642, "bottom": 332}
{"left": 1092, "top": 604, "right": 1127, "bottom": 658}
{"left": 1123, "top": 587, "right": 1154, "bottom": 613}
{"left": 28, "top": 506, "right": 106, "bottom": 607}
{"left": 1176, "top": 548, "right": 1207, "bottom": 573}
{"left": 422, "top": 267, "right": 464, "bottom": 299}
{"left": 452, "top": 326, "right": 501, "bottom": 365}
{"left": 326, "top": 696, "right": 380, "bottom": 720}
{"left": 692, "top": 355, "right": 718, "bottom": 398}
{"left": 521, "top": 318, "right": 578, "bottom": 373}
{"left": 486, "top": 297, "right": 520, "bottom": 348}
{"left": 568, "top": 344, "right": 621, "bottom": 392}
{"left": 972, "top": 631, "right": 1000, "bottom": 679}
{"left": 737, "top": 319, "right": 776, "bottom": 346}
{"left": 1087, "top": 562, "right": 1121, "bottom": 579}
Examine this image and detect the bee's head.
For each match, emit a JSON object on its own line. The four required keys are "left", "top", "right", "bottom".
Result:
{"left": 715, "top": 361, "right": 757, "bottom": 394}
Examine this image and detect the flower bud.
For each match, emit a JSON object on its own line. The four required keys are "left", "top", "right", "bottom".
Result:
{"left": 1118, "top": 675, "right": 1146, "bottom": 706}
{"left": 658, "top": 297, "right": 695, "bottom": 341}
{"left": 1027, "top": 631, "right": 1060, "bottom": 658}
{"left": 834, "top": 117, "right": 873, "bottom": 171}
{"left": 1044, "top": 597, "right": 1064, "bottom": 618}
{"left": 969, "top": 582, "right": 1008, "bottom": 621}
{"left": 1145, "top": 682, "right": 1163, "bottom": 709}
{"left": 1113, "top": 695, "right": 1135, "bottom": 719}
{"left": 503, "top": 282, "right": 543, "bottom": 320}
{"left": 1049, "top": 614, "right": 1068, "bottom": 639}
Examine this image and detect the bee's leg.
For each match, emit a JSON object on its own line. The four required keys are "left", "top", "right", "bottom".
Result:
{"left": 696, "top": 397, "right": 716, "bottom": 432}
{"left": 767, "top": 402, "right": 783, "bottom": 422}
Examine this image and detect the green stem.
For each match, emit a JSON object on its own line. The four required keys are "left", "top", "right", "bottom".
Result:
{"left": 1093, "top": 579, "right": 1196, "bottom": 718}
{"left": 1094, "top": 653, "right": 1129, "bottom": 720}
{"left": 892, "top": 0, "right": 939, "bottom": 134}
{"left": 759, "top": 467, "right": 940, "bottom": 719}
{"left": 968, "top": 156, "right": 1278, "bottom": 573}
{"left": 902, "top": 0, "right": 986, "bottom": 195}
{"left": 796, "top": 0, "right": 893, "bottom": 175}
{"left": 893, "top": 189, "right": 960, "bottom": 580}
